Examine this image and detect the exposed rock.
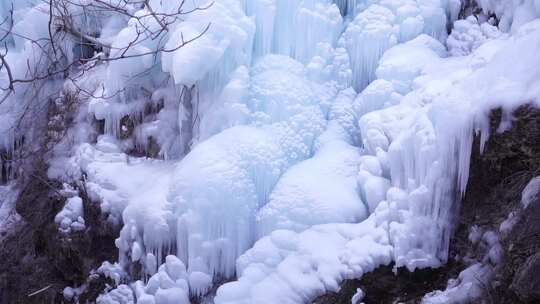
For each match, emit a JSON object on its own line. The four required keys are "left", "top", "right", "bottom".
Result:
{"left": 312, "top": 263, "right": 461, "bottom": 304}
{"left": 458, "top": 105, "right": 540, "bottom": 303}
{"left": 512, "top": 252, "right": 540, "bottom": 302}
{"left": 0, "top": 169, "right": 119, "bottom": 303}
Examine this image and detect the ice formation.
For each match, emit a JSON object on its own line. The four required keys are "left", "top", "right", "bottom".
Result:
{"left": 422, "top": 262, "right": 493, "bottom": 304}
{"left": 119, "top": 54, "right": 332, "bottom": 281}
{"left": 351, "top": 288, "right": 365, "bottom": 304}
{"left": 55, "top": 196, "right": 86, "bottom": 233}
{"left": 422, "top": 226, "right": 503, "bottom": 304}
{"left": 3, "top": 0, "right": 540, "bottom": 303}
{"left": 477, "top": 0, "right": 540, "bottom": 32}
{"left": 342, "top": 0, "right": 456, "bottom": 90}
{"left": 521, "top": 176, "right": 540, "bottom": 208}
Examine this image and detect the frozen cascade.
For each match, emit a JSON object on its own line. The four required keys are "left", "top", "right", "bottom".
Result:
{"left": 214, "top": 20, "right": 540, "bottom": 304}
{"left": 342, "top": 0, "right": 461, "bottom": 91}
{"left": 245, "top": 0, "right": 343, "bottom": 63}
{"left": 12, "top": 0, "right": 535, "bottom": 303}
{"left": 256, "top": 89, "right": 368, "bottom": 236}
{"left": 117, "top": 54, "right": 334, "bottom": 281}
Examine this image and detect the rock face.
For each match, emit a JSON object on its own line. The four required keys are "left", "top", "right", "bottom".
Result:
{"left": 507, "top": 185, "right": 540, "bottom": 302}
{"left": 459, "top": 105, "right": 540, "bottom": 303}
{"left": 312, "top": 263, "right": 461, "bottom": 304}
{"left": 512, "top": 252, "right": 540, "bottom": 301}
{"left": 0, "top": 166, "right": 118, "bottom": 303}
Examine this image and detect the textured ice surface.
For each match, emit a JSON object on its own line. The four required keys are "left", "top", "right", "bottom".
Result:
{"left": 19, "top": 0, "right": 539, "bottom": 303}
{"left": 342, "top": 0, "right": 451, "bottom": 90}
{"left": 447, "top": 16, "right": 501, "bottom": 56}
{"left": 119, "top": 54, "right": 332, "bottom": 283}
{"left": 215, "top": 11, "right": 540, "bottom": 304}
{"left": 477, "top": 0, "right": 540, "bottom": 32}
{"left": 256, "top": 103, "right": 368, "bottom": 235}
{"left": 215, "top": 218, "right": 393, "bottom": 304}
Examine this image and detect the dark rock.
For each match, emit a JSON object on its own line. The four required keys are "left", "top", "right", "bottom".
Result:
{"left": 0, "top": 172, "right": 119, "bottom": 303}
{"left": 312, "top": 263, "right": 461, "bottom": 304}
{"left": 511, "top": 252, "right": 540, "bottom": 302}
{"left": 78, "top": 273, "right": 115, "bottom": 303}
{"left": 15, "top": 172, "right": 64, "bottom": 229}
{"left": 459, "top": 105, "right": 540, "bottom": 303}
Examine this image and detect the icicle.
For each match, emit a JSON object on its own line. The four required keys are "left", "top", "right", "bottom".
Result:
{"left": 344, "top": 5, "right": 398, "bottom": 91}
{"left": 293, "top": 1, "right": 343, "bottom": 63}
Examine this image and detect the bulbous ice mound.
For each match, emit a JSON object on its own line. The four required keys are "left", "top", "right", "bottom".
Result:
{"left": 342, "top": 0, "right": 452, "bottom": 91}
{"left": 256, "top": 126, "right": 367, "bottom": 235}
{"left": 118, "top": 54, "right": 333, "bottom": 282}
{"left": 256, "top": 89, "right": 368, "bottom": 236}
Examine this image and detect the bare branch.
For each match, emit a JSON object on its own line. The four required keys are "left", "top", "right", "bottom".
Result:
{"left": 144, "top": 0, "right": 168, "bottom": 31}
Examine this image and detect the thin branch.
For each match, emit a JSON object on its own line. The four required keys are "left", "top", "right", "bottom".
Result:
{"left": 144, "top": 0, "right": 168, "bottom": 31}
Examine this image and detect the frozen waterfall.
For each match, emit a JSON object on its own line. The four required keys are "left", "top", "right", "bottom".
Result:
{"left": 5, "top": 0, "right": 533, "bottom": 302}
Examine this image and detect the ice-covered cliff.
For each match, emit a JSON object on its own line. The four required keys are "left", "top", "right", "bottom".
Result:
{"left": 1, "top": 0, "right": 540, "bottom": 303}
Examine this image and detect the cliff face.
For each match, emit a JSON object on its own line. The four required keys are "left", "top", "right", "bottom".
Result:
{"left": 0, "top": 169, "right": 118, "bottom": 303}
{"left": 458, "top": 105, "right": 540, "bottom": 303}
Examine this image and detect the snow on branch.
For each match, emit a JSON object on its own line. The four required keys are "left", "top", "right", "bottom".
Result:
{"left": 0, "top": 0, "right": 212, "bottom": 101}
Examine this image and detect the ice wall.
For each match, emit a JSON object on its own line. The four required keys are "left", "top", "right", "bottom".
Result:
{"left": 117, "top": 55, "right": 335, "bottom": 284}
{"left": 245, "top": 0, "right": 343, "bottom": 62}
{"left": 98, "top": 0, "right": 465, "bottom": 299}
{"left": 91, "top": 0, "right": 347, "bottom": 155}
{"left": 343, "top": 0, "right": 452, "bottom": 91}
{"left": 477, "top": 0, "right": 540, "bottom": 32}
{"left": 213, "top": 15, "right": 540, "bottom": 304}
{"left": 39, "top": 0, "right": 540, "bottom": 303}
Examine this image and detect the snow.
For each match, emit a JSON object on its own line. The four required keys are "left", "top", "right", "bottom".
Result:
{"left": 351, "top": 288, "right": 365, "bottom": 304}
{"left": 422, "top": 226, "right": 503, "bottom": 304}
{"left": 499, "top": 211, "right": 519, "bottom": 236}
{"left": 214, "top": 218, "right": 393, "bottom": 304}
{"left": 257, "top": 92, "right": 367, "bottom": 235}
{"left": 63, "top": 285, "right": 87, "bottom": 302}
{"left": 161, "top": 0, "right": 254, "bottom": 87}
{"left": 477, "top": 0, "right": 540, "bottom": 32}
{"left": 55, "top": 196, "right": 86, "bottom": 233}
{"left": 97, "top": 255, "right": 204, "bottom": 304}
{"left": 97, "top": 284, "right": 135, "bottom": 304}
{"left": 521, "top": 176, "right": 540, "bottom": 208}
{"left": 422, "top": 262, "right": 493, "bottom": 304}
{"left": 52, "top": 135, "right": 176, "bottom": 227}
{"left": 447, "top": 16, "right": 502, "bottom": 56}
